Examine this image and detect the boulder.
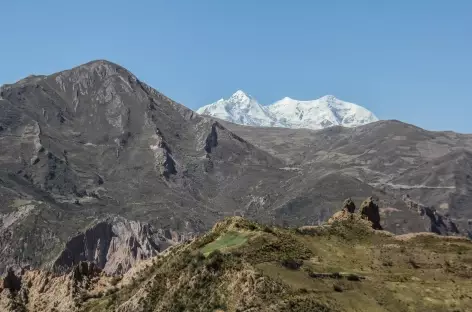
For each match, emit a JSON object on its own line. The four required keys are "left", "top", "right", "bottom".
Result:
{"left": 327, "top": 198, "right": 356, "bottom": 224}
{"left": 359, "top": 197, "right": 382, "bottom": 230}
{"left": 342, "top": 198, "right": 356, "bottom": 213}
{"left": 2, "top": 267, "right": 21, "bottom": 292}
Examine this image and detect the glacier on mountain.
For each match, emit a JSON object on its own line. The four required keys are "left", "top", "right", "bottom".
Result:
{"left": 196, "top": 90, "right": 378, "bottom": 130}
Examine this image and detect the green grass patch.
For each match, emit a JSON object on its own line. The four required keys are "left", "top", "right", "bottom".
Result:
{"left": 200, "top": 231, "right": 250, "bottom": 256}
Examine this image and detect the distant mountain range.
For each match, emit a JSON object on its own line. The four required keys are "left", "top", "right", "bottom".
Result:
{"left": 197, "top": 90, "right": 378, "bottom": 130}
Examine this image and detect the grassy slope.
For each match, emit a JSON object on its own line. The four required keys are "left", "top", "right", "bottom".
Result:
{"left": 200, "top": 231, "right": 250, "bottom": 256}
{"left": 80, "top": 217, "right": 472, "bottom": 312}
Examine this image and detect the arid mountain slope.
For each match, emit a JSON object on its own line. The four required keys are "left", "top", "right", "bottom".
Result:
{"left": 0, "top": 60, "right": 291, "bottom": 274}
{"left": 222, "top": 120, "right": 472, "bottom": 236}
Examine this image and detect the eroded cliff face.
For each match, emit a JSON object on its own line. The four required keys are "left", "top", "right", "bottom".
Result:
{"left": 53, "top": 216, "right": 192, "bottom": 275}
{"left": 0, "top": 261, "right": 117, "bottom": 312}
{"left": 402, "top": 194, "right": 460, "bottom": 236}
{"left": 1, "top": 201, "right": 191, "bottom": 276}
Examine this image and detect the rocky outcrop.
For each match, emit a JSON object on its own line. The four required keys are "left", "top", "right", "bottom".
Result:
{"left": 359, "top": 197, "right": 382, "bottom": 230}
{"left": 2, "top": 268, "right": 21, "bottom": 292}
{"left": 327, "top": 209, "right": 351, "bottom": 224}
{"left": 328, "top": 197, "right": 383, "bottom": 230}
{"left": 204, "top": 122, "right": 219, "bottom": 153}
{"left": 402, "top": 194, "right": 460, "bottom": 235}
{"left": 150, "top": 129, "right": 177, "bottom": 178}
{"left": 71, "top": 261, "right": 101, "bottom": 285}
{"left": 342, "top": 198, "right": 356, "bottom": 213}
{"left": 0, "top": 261, "right": 120, "bottom": 312}
{"left": 327, "top": 198, "right": 358, "bottom": 224}
{"left": 53, "top": 216, "right": 187, "bottom": 274}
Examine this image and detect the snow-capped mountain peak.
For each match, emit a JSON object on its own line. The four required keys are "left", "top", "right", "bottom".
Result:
{"left": 197, "top": 90, "right": 379, "bottom": 130}
{"left": 197, "top": 90, "right": 280, "bottom": 127}
{"left": 229, "top": 90, "right": 252, "bottom": 103}
{"left": 320, "top": 94, "right": 337, "bottom": 101}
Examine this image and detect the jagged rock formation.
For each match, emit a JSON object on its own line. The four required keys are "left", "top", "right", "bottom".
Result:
{"left": 359, "top": 197, "right": 382, "bottom": 230}
{"left": 71, "top": 262, "right": 101, "bottom": 282}
{"left": 327, "top": 208, "right": 353, "bottom": 225}
{"left": 342, "top": 197, "right": 356, "bottom": 213}
{"left": 1, "top": 268, "right": 21, "bottom": 292}
{"left": 0, "top": 261, "right": 115, "bottom": 312}
{"left": 327, "top": 197, "right": 381, "bottom": 229}
{"left": 53, "top": 216, "right": 187, "bottom": 275}
{"left": 328, "top": 196, "right": 386, "bottom": 231}
{"left": 402, "top": 194, "right": 460, "bottom": 235}
{"left": 204, "top": 122, "right": 219, "bottom": 153}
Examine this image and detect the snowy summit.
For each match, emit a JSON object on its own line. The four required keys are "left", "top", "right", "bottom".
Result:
{"left": 196, "top": 90, "right": 379, "bottom": 130}
{"left": 196, "top": 90, "right": 280, "bottom": 127}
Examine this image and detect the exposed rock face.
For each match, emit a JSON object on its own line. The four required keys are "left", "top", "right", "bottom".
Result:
{"left": 150, "top": 129, "right": 177, "bottom": 178}
{"left": 327, "top": 198, "right": 357, "bottom": 224}
{"left": 327, "top": 210, "right": 351, "bottom": 224}
{"left": 2, "top": 268, "right": 21, "bottom": 292}
{"left": 359, "top": 197, "right": 382, "bottom": 230}
{"left": 204, "top": 122, "right": 219, "bottom": 153}
{"left": 53, "top": 216, "right": 186, "bottom": 275}
{"left": 326, "top": 196, "right": 383, "bottom": 230}
{"left": 0, "top": 262, "right": 116, "bottom": 312}
{"left": 402, "top": 194, "right": 460, "bottom": 236}
{"left": 342, "top": 198, "right": 356, "bottom": 213}
{"left": 71, "top": 261, "right": 101, "bottom": 283}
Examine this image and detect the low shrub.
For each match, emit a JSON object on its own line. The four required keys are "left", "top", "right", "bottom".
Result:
{"left": 281, "top": 257, "right": 303, "bottom": 270}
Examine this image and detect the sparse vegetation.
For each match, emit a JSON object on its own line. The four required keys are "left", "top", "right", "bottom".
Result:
{"left": 4, "top": 216, "right": 472, "bottom": 312}
{"left": 109, "top": 276, "right": 121, "bottom": 286}
{"left": 281, "top": 257, "right": 303, "bottom": 270}
{"left": 200, "top": 231, "right": 250, "bottom": 256}
{"left": 408, "top": 258, "right": 420, "bottom": 269}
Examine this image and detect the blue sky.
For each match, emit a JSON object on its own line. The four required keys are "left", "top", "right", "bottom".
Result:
{"left": 1, "top": 0, "right": 471, "bottom": 132}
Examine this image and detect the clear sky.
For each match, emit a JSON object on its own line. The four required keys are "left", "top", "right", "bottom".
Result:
{"left": 1, "top": 0, "right": 471, "bottom": 132}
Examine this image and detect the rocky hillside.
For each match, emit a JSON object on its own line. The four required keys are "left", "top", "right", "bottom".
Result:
{"left": 1, "top": 60, "right": 471, "bottom": 277}
{"left": 0, "top": 60, "right": 291, "bottom": 275}
{"left": 221, "top": 120, "right": 472, "bottom": 237}
{"left": 1, "top": 210, "right": 471, "bottom": 312}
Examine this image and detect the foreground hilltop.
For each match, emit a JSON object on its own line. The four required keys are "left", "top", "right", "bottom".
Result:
{"left": 1, "top": 211, "right": 471, "bottom": 312}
